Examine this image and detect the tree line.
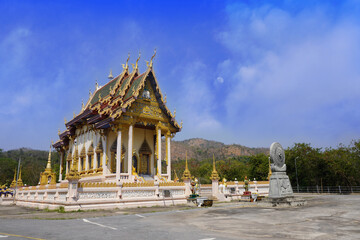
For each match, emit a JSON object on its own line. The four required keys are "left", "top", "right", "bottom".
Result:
{"left": 1, "top": 139, "right": 360, "bottom": 187}
{"left": 173, "top": 140, "right": 360, "bottom": 186}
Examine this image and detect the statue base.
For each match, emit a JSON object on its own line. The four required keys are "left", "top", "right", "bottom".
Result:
{"left": 269, "top": 172, "right": 293, "bottom": 198}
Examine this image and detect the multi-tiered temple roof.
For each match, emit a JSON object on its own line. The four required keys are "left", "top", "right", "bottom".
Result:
{"left": 54, "top": 53, "right": 181, "bottom": 149}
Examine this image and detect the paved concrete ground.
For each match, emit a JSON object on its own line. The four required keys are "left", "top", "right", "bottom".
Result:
{"left": 0, "top": 194, "right": 360, "bottom": 239}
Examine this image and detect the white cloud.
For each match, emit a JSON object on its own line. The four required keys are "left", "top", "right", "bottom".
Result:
{"left": 216, "top": 2, "right": 360, "bottom": 147}
{"left": 216, "top": 76, "right": 224, "bottom": 84}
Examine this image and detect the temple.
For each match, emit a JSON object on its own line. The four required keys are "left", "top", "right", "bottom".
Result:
{"left": 53, "top": 51, "right": 181, "bottom": 184}
{"left": 11, "top": 52, "right": 269, "bottom": 210}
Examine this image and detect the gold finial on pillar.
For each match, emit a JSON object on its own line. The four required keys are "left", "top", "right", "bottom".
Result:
{"left": 108, "top": 69, "right": 114, "bottom": 80}
{"left": 173, "top": 170, "right": 179, "bottom": 182}
{"left": 182, "top": 151, "right": 191, "bottom": 180}
{"left": 210, "top": 154, "right": 219, "bottom": 180}
{"left": 13, "top": 168, "right": 16, "bottom": 181}
{"left": 10, "top": 168, "right": 17, "bottom": 188}
{"left": 46, "top": 143, "right": 52, "bottom": 170}
{"left": 17, "top": 168, "right": 23, "bottom": 187}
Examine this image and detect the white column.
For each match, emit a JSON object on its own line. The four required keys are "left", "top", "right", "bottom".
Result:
{"left": 65, "top": 158, "right": 69, "bottom": 174}
{"left": 94, "top": 144, "right": 97, "bottom": 169}
{"left": 157, "top": 126, "right": 162, "bottom": 175}
{"left": 166, "top": 132, "right": 171, "bottom": 180}
{"left": 59, "top": 151, "right": 64, "bottom": 181}
{"left": 127, "top": 124, "right": 133, "bottom": 178}
{"left": 102, "top": 135, "right": 107, "bottom": 175}
{"left": 116, "top": 128, "right": 122, "bottom": 184}
{"left": 85, "top": 155, "right": 89, "bottom": 171}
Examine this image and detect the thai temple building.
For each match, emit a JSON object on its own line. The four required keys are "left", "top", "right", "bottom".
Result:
{"left": 53, "top": 52, "right": 181, "bottom": 185}
{"left": 10, "top": 52, "right": 269, "bottom": 210}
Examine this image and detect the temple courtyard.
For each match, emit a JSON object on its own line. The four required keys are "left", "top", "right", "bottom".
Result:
{"left": 0, "top": 194, "right": 359, "bottom": 239}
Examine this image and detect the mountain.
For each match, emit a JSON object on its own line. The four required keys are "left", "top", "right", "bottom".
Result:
{"left": 162, "top": 138, "right": 269, "bottom": 161}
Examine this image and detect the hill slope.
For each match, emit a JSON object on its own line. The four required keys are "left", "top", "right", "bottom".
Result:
{"left": 162, "top": 138, "right": 268, "bottom": 161}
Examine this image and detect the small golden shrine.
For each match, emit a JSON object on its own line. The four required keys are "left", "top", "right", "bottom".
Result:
{"left": 39, "top": 145, "right": 57, "bottom": 185}
{"left": 10, "top": 168, "right": 23, "bottom": 188}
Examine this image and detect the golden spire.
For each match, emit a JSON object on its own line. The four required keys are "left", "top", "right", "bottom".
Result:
{"left": 173, "top": 170, "right": 179, "bottom": 182}
{"left": 210, "top": 154, "right": 219, "bottom": 180}
{"left": 13, "top": 168, "right": 16, "bottom": 181}
{"left": 17, "top": 168, "right": 23, "bottom": 187}
{"left": 132, "top": 51, "right": 141, "bottom": 71}
{"left": 182, "top": 151, "right": 191, "bottom": 180}
{"left": 46, "top": 143, "right": 52, "bottom": 170}
{"left": 64, "top": 118, "right": 67, "bottom": 124}
{"left": 108, "top": 69, "right": 114, "bottom": 80}
{"left": 146, "top": 49, "right": 157, "bottom": 68}
{"left": 10, "top": 168, "right": 17, "bottom": 188}
{"left": 122, "top": 53, "right": 130, "bottom": 71}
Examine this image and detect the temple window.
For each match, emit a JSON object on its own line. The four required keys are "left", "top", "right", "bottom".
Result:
{"left": 97, "top": 153, "right": 101, "bottom": 168}
{"left": 88, "top": 155, "right": 92, "bottom": 169}
{"left": 80, "top": 158, "right": 84, "bottom": 170}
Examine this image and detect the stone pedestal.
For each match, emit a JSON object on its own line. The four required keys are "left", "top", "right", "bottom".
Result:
{"left": 67, "top": 179, "right": 79, "bottom": 203}
{"left": 183, "top": 179, "right": 192, "bottom": 196}
{"left": 211, "top": 179, "right": 219, "bottom": 198}
{"left": 269, "top": 172, "right": 293, "bottom": 198}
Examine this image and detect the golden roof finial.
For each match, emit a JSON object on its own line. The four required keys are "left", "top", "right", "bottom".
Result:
{"left": 58, "top": 129, "right": 60, "bottom": 135}
{"left": 64, "top": 117, "right": 67, "bottom": 124}
{"left": 146, "top": 49, "right": 157, "bottom": 68}
{"left": 73, "top": 112, "right": 76, "bottom": 118}
{"left": 180, "top": 120, "right": 183, "bottom": 128}
{"left": 164, "top": 94, "right": 167, "bottom": 104}
{"left": 108, "top": 69, "right": 114, "bottom": 80}
{"left": 89, "top": 89, "right": 92, "bottom": 97}
{"left": 122, "top": 53, "right": 130, "bottom": 71}
{"left": 95, "top": 80, "right": 99, "bottom": 90}
{"left": 173, "top": 109, "right": 176, "bottom": 118}
{"left": 81, "top": 99, "right": 84, "bottom": 110}
{"left": 131, "top": 51, "right": 141, "bottom": 71}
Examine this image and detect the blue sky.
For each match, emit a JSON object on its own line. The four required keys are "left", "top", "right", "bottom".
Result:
{"left": 1, "top": 0, "right": 360, "bottom": 150}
